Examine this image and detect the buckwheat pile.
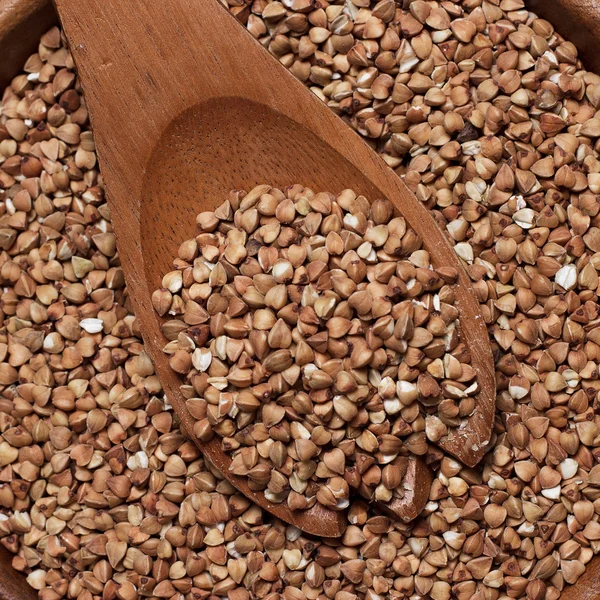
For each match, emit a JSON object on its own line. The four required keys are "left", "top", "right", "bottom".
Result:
{"left": 2, "top": 0, "right": 600, "bottom": 598}
{"left": 155, "top": 185, "right": 476, "bottom": 515}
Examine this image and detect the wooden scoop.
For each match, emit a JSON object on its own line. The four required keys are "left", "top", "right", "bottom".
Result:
{"left": 53, "top": 0, "right": 494, "bottom": 536}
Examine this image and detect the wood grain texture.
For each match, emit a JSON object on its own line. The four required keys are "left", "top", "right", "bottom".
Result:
{"left": 0, "top": 546, "right": 38, "bottom": 600}
{"left": 52, "top": 0, "right": 494, "bottom": 534}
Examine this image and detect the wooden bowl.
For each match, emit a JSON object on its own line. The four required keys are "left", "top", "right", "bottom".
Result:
{"left": 1, "top": 1, "right": 600, "bottom": 599}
